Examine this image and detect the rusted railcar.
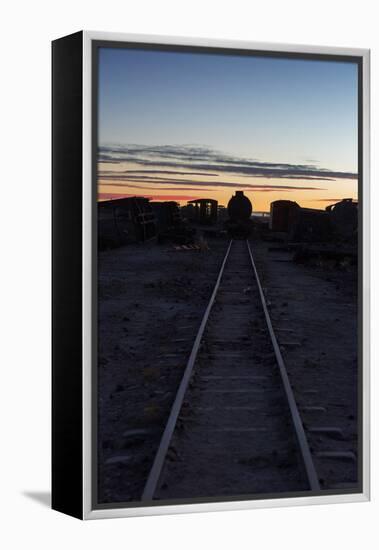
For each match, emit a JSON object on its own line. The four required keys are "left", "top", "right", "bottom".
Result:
{"left": 186, "top": 198, "right": 218, "bottom": 225}
{"left": 270, "top": 200, "right": 332, "bottom": 242}
{"left": 270, "top": 200, "right": 300, "bottom": 232}
{"left": 270, "top": 198, "right": 357, "bottom": 243}
{"left": 98, "top": 197, "right": 156, "bottom": 249}
{"left": 290, "top": 207, "right": 332, "bottom": 242}
{"left": 151, "top": 201, "right": 194, "bottom": 243}
{"left": 326, "top": 198, "right": 358, "bottom": 239}
{"left": 151, "top": 201, "right": 182, "bottom": 231}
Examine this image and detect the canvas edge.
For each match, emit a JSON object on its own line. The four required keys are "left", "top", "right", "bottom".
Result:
{"left": 361, "top": 47, "right": 370, "bottom": 503}
{"left": 81, "top": 30, "right": 370, "bottom": 520}
{"left": 52, "top": 30, "right": 84, "bottom": 519}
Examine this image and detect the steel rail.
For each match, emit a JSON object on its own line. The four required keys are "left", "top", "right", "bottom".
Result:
{"left": 141, "top": 240, "right": 234, "bottom": 501}
{"left": 246, "top": 240, "right": 320, "bottom": 491}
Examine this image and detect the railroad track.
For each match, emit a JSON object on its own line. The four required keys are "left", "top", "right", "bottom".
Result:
{"left": 141, "top": 239, "right": 320, "bottom": 501}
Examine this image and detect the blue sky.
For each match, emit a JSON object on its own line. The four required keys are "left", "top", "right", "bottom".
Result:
{"left": 97, "top": 46, "right": 358, "bottom": 209}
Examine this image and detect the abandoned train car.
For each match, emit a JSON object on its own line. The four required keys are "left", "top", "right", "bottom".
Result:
{"left": 151, "top": 201, "right": 194, "bottom": 243}
{"left": 270, "top": 200, "right": 300, "bottom": 233}
{"left": 151, "top": 201, "right": 181, "bottom": 231}
{"left": 98, "top": 197, "right": 156, "bottom": 249}
{"left": 184, "top": 198, "right": 218, "bottom": 225}
{"left": 326, "top": 198, "right": 358, "bottom": 240}
{"left": 270, "top": 198, "right": 357, "bottom": 242}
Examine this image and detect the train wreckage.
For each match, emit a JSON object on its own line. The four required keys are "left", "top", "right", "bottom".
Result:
{"left": 98, "top": 194, "right": 358, "bottom": 254}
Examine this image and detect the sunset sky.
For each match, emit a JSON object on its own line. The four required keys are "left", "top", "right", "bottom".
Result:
{"left": 97, "top": 47, "right": 358, "bottom": 211}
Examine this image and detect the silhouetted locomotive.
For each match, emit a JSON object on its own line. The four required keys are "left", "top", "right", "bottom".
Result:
{"left": 225, "top": 191, "right": 254, "bottom": 238}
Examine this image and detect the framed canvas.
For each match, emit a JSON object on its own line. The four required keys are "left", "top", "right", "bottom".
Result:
{"left": 52, "top": 31, "right": 370, "bottom": 519}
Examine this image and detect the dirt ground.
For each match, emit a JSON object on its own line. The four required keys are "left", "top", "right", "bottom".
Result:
{"left": 97, "top": 236, "right": 359, "bottom": 504}
{"left": 252, "top": 240, "right": 359, "bottom": 490}
{"left": 97, "top": 237, "right": 227, "bottom": 503}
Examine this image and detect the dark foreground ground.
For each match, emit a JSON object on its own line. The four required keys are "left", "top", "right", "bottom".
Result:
{"left": 97, "top": 236, "right": 358, "bottom": 503}
{"left": 253, "top": 240, "right": 358, "bottom": 491}
{"left": 97, "top": 238, "right": 227, "bottom": 503}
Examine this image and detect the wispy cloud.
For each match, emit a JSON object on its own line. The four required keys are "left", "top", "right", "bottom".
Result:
{"left": 99, "top": 171, "right": 331, "bottom": 185}
{"left": 312, "top": 197, "right": 356, "bottom": 202}
{"left": 98, "top": 192, "right": 200, "bottom": 201}
{"left": 112, "top": 169, "right": 220, "bottom": 177}
{"left": 98, "top": 177, "right": 325, "bottom": 192}
{"left": 98, "top": 144, "right": 357, "bottom": 181}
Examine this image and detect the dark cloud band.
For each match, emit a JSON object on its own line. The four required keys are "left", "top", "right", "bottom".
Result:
{"left": 98, "top": 144, "right": 357, "bottom": 181}
{"left": 98, "top": 178, "right": 325, "bottom": 192}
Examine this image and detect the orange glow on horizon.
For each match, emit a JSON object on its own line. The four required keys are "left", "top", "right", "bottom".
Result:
{"left": 97, "top": 160, "right": 357, "bottom": 211}
{"left": 98, "top": 182, "right": 357, "bottom": 212}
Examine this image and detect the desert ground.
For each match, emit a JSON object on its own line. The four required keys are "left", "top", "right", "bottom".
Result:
{"left": 97, "top": 236, "right": 358, "bottom": 503}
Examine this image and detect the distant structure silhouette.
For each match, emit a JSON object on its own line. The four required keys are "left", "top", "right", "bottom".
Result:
{"left": 225, "top": 191, "right": 253, "bottom": 238}
{"left": 186, "top": 198, "right": 218, "bottom": 225}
